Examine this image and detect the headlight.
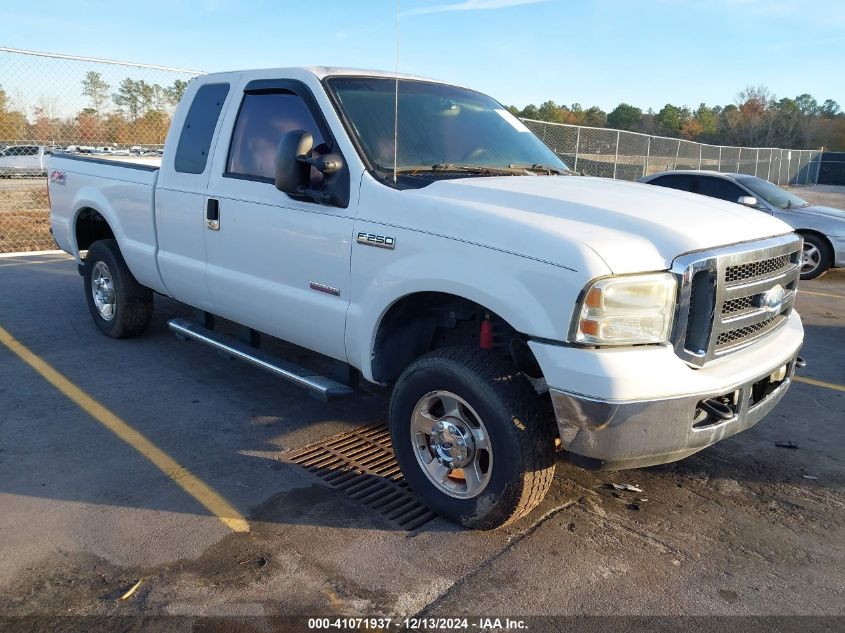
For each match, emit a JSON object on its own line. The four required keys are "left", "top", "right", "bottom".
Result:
{"left": 571, "top": 273, "right": 677, "bottom": 345}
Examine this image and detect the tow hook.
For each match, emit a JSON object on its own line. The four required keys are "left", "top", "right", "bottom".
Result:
{"left": 795, "top": 356, "right": 807, "bottom": 369}
{"left": 699, "top": 398, "right": 734, "bottom": 421}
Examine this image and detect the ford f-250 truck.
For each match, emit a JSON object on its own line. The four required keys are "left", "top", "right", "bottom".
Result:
{"left": 48, "top": 67, "right": 804, "bottom": 529}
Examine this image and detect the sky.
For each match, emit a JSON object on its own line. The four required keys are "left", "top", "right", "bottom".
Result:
{"left": 2, "top": 0, "right": 844, "bottom": 113}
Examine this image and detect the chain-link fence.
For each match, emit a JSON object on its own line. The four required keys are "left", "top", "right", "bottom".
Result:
{"left": 0, "top": 47, "right": 826, "bottom": 254}
{"left": 0, "top": 47, "right": 203, "bottom": 252}
{"left": 524, "top": 119, "right": 822, "bottom": 186}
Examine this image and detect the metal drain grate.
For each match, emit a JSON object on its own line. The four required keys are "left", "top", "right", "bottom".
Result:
{"left": 283, "top": 425, "right": 438, "bottom": 531}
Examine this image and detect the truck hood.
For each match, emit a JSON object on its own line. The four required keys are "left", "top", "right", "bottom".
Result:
{"left": 408, "top": 175, "right": 794, "bottom": 274}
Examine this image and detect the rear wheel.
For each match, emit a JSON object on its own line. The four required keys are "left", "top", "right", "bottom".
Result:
{"left": 83, "top": 239, "right": 153, "bottom": 338}
{"left": 389, "top": 346, "right": 556, "bottom": 529}
{"left": 799, "top": 234, "right": 832, "bottom": 280}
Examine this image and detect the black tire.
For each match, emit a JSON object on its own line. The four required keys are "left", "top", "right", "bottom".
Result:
{"left": 389, "top": 346, "right": 556, "bottom": 530}
{"left": 83, "top": 239, "right": 153, "bottom": 338}
{"left": 799, "top": 233, "right": 832, "bottom": 281}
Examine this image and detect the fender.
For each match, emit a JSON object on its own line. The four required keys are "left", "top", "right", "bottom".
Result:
{"left": 69, "top": 180, "right": 168, "bottom": 294}
{"left": 346, "top": 233, "right": 608, "bottom": 382}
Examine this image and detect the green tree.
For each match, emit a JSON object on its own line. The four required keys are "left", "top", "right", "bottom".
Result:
{"left": 537, "top": 100, "right": 568, "bottom": 123}
{"left": 693, "top": 103, "right": 719, "bottom": 140}
{"left": 135, "top": 80, "right": 156, "bottom": 113}
{"left": 113, "top": 78, "right": 141, "bottom": 120}
{"left": 166, "top": 79, "right": 189, "bottom": 106}
{"left": 819, "top": 99, "right": 840, "bottom": 118}
{"left": 794, "top": 93, "right": 818, "bottom": 116}
{"left": 520, "top": 104, "right": 539, "bottom": 120}
{"left": 81, "top": 71, "right": 110, "bottom": 117}
{"left": 581, "top": 106, "right": 607, "bottom": 127}
{"left": 655, "top": 104, "right": 689, "bottom": 137}
{"left": 606, "top": 103, "right": 642, "bottom": 131}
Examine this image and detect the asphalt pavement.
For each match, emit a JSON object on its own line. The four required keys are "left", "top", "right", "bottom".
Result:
{"left": 0, "top": 252, "right": 842, "bottom": 632}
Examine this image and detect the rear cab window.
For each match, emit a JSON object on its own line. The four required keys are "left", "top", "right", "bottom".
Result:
{"left": 174, "top": 82, "right": 230, "bottom": 174}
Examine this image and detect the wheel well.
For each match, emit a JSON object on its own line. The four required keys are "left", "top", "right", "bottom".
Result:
{"left": 371, "top": 292, "right": 543, "bottom": 384}
{"left": 75, "top": 207, "right": 115, "bottom": 253}
{"left": 796, "top": 229, "right": 834, "bottom": 258}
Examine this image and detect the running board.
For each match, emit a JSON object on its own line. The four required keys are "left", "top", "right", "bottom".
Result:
{"left": 167, "top": 318, "right": 354, "bottom": 401}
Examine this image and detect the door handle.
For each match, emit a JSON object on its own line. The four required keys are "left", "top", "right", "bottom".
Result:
{"left": 206, "top": 198, "right": 220, "bottom": 230}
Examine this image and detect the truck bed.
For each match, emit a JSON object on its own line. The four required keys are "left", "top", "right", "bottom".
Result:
{"left": 47, "top": 152, "right": 164, "bottom": 294}
{"left": 53, "top": 152, "right": 161, "bottom": 171}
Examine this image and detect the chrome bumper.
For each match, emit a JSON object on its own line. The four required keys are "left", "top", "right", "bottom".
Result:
{"left": 550, "top": 352, "right": 799, "bottom": 470}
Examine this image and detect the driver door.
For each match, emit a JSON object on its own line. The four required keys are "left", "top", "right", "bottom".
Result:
{"left": 204, "top": 79, "right": 355, "bottom": 362}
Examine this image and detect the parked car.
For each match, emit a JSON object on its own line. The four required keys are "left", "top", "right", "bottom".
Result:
{"left": 48, "top": 67, "right": 804, "bottom": 529}
{"left": 641, "top": 170, "right": 845, "bottom": 279}
{"left": 0, "top": 145, "right": 54, "bottom": 177}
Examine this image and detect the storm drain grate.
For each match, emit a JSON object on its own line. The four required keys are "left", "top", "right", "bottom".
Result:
{"left": 283, "top": 425, "right": 438, "bottom": 532}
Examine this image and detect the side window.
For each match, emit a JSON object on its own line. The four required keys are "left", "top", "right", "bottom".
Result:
{"left": 694, "top": 177, "right": 746, "bottom": 203}
{"left": 650, "top": 174, "right": 693, "bottom": 191}
{"left": 226, "top": 91, "right": 325, "bottom": 181}
{"left": 24, "top": 147, "right": 39, "bottom": 156}
{"left": 174, "top": 82, "right": 230, "bottom": 174}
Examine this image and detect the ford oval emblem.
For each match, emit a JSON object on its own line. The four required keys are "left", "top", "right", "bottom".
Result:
{"left": 759, "top": 284, "right": 785, "bottom": 312}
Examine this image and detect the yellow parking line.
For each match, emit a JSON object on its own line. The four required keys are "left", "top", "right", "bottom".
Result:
{"left": 798, "top": 290, "right": 845, "bottom": 300}
{"left": 794, "top": 376, "right": 845, "bottom": 393}
{"left": 0, "top": 324, "right": 249, "bottom": 533}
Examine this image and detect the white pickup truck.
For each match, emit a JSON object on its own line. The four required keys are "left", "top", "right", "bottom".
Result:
{"left": 48, "top": 67, "right": 804, "bottom": 529}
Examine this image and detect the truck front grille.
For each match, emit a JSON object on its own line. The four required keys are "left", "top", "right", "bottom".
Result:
{"left": 672, "top": 234, "right": 802, "bottom": 366}
{"left": 721, "top": 295, "right": 754, "bottom": 315}
{"left": 716, "top": 316, "right": 778, "bottom": 346}
{"left": 725, "top": 254, "right": 792, "bottom": 283}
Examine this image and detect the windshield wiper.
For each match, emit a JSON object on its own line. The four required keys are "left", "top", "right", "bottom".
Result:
{"left": 509, "top": 163, "right": 576, "bottom": 176}
{"left": 432, "top": 163, "right": 523, "bottom": 175}
{"left": 390, "top": 164, "right": 522, "bottom": 176}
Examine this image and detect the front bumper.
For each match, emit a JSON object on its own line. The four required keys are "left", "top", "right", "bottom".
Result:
{"left": 531, "top": 311, "right": 803, "bottom": 470}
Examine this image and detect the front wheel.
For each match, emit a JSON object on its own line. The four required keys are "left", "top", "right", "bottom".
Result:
{"left": 799, "top": 234, "right": 832, "bottom": 280}
{"left": 389, "top": 346, "right": 556, "bottom": 530}
{"left": 83, "top": 239, "right": 153, "bottom": 338}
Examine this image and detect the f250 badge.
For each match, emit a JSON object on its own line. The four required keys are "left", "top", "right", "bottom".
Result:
{"left": 356, "top": 232, "right": 395, "bottom": 250}
{"left": 49, "top": 170, "right": 66, "bottom": 185}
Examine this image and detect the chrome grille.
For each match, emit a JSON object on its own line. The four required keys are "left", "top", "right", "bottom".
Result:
{"left": 672, "top": 234, "right": 802, "bottom": 366}
{"left": 725, "top": 254, "right": 791, "bottom": 283}
{"left": 716, "top": 316, "right": 777, "bottom": 346}
{"left": 722, "top": 296, "right": 755, "bottom": 315}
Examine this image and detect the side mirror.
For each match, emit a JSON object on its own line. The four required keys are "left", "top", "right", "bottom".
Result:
{"left": 274, "top": 129, "right": 347, "bottom": 206}
{"left": 737, "top": 196, "right": 758, "bottom": 208}
{"left": 274, "top": 130, "right": 313, "bottom": 195}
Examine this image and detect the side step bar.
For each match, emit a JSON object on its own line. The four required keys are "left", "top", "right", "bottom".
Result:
{"left": 167, "top": 318, "right": 354, "bottom": 401}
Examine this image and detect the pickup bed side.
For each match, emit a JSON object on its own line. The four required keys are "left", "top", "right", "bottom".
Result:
{"left": 49, "top": 155, "right": 167, "bottom": 295}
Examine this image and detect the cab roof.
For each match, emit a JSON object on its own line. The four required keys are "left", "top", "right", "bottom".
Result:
{"left": 205, "top": 66, "right": 447, "bottom": 85}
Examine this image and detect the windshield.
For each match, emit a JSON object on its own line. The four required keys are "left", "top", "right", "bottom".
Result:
{"left": 327, "top": 77, "right": 567, "bottom": 175}
{"left": 736, "top": 175, "right": 809, "bottom": 210}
